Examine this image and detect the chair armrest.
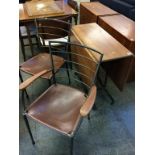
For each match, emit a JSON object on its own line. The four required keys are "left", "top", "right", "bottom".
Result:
{"left": 80, "top": 85, "right": 97, "bottom": 117}
{"left": 19, "top": 70, "right": 49, "bottom": 90}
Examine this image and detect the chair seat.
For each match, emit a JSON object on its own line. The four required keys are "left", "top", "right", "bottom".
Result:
{"left": 20, "top": 53, "right": 64, "bottom": 79}
{"left": 26, "top": 84, "right": 86, "bottom": 135}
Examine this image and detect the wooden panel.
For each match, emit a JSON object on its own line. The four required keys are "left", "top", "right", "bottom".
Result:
{"left": 80, "top": 2, "right": 119, "bottom": 24}
{"left": 98, "top": 14, "right": 135, "bottom": 53}
{"left": 71, "top": 23, "right": 134, "bottom": 90}
{"left": 72, "top": 23, "right": 132, "bottom": 62}
{"left": 80, "top": 4, "right": 97, "bottom": 24}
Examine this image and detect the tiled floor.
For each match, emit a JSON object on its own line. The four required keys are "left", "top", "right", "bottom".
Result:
{"left": 19, "top": 44, "right": 135, "bottom": 155}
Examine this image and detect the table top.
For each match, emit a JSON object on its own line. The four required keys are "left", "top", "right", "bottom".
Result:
{"left": 19, "top": 0, "right": 77, "bottom": 22}
{"left": 80, "top": 2, "right": 119, "bottom": 16}
{"left": 98, "top": 14, "right": 135, "bottom": 42}
{"left": 71, "top": 23, "right": 133, "bottom": 62}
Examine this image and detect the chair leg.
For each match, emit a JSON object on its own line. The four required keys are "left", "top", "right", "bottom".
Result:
{"left": 65, "top": 63, "right": 71, "bottom": 85}
{"left": 35, "top": 36, "right": 39, "bottom": 48}
{"left": 87, "top": 113, "right": 90, "bottom": 121}
{"left": 74, "top": 16, "right": 78, "bottom": 25}
{"left": 48, "top": 79, "right": 52, "bottom": 86}
{"left": 23, "top": 114, "right": 35, "bottom": 145}
{"left": 19, "top": 70, "right": 23, "bottom": 82}
{"left": 24, "top": 89, "right": 30, "bottom": 103}
{"left": 19, "top": 71, "right": 30, "bottom": 103}
{"left": 21, "top": 90, "right": 26, "bottom": 110}
{"left": 92, "top": 104, "right": 97, "bottom": 110}
{"left": 25, "top": 25, "right": 34, "bottom": 57}
{"left": 70, "top": 137, "right": 74, "bottom": 155}
{"left": 19, "top": 34, "right": 26, "bottom": 61}
{"left": 97, "top": 70, "right": 115, "bottom": 105}
{"left": 103, "top": 88, "right": 114, "bottom": 105}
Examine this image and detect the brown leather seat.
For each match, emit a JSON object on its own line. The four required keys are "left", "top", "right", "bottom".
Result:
{"left": 20, "top": 53, "right": 64, "bottom": 79}
{"left": 26, "top": 84, "right": 86, "bottom": 135}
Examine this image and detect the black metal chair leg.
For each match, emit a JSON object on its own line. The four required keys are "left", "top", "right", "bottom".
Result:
{"left": 21, "top": 90, "right": 26, "bottom": 110}
{"left": 65, "top": 63, "right": 71, "bottom": 85}
{"left": 87, "top": 113, "right": 90, "bottom": 120}
{"left": 92, "top": 104, "right": 97, "bottom": 110}
{"left": 48, "top": 79, "right": 52, "bottom": 86}
{"left": 26, "top": 25, "right": 34, "bottom": 57}
{"left": 97, "top": 69, "right": 115, "bottom": 105}
{"left": 23, "top": 114, "right": 35, "bottom": 145}
{"left": 24, "top": 89, "right": 30, "bottom": 102}
{"left": 19, "top": 70, "right": 23, "bottom": 82}
{"left": 103, "top": 88, "right": 114, "bottom": 105}
{"left": 19, "top": 30, "right": 26, "bottom": 61}
{"left": 70, "top": 137, "right": 74, "bottom": 155}
{"left": 20, "top": 70, "right": 30, "bottom": 103}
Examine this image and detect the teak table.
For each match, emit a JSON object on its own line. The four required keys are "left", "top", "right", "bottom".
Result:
{"left": 71, "top": 23, "right": 133, "bottom": 90}
{"left": 80, "top": 2, "right": 119, "bottom": 24}
{"left": 19, "top": 1, "right": 77, "bottom": 22}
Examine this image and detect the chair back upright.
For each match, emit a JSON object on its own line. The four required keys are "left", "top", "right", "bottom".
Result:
{"left": 49, "top": 41, "right": 103, "bottom": 95}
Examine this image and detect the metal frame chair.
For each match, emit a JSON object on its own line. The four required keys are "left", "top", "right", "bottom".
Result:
{"left": 20, "top": 17, "right": 72, "bottom": 87}
{"left": 19, "top": 22, "right": 39, "bottom": 61}
{"left": 20, "top": 41, "right": 103, "bottom": 155}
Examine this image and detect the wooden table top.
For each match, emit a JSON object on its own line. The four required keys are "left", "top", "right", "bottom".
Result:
{"left": 19, "top": 0, "right": 77, "bottom": 22}
{"left": 98, "top": 14, "right": 135, "bottom": 42}
{"left": 71, "top": 23, "right": 133, "bottom": 62}
{"left": 80, "top": 2, "right": 119, "bottom": 16}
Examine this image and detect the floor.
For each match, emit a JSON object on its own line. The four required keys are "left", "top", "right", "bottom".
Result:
{"left": 19, "top": 43, "right": 135, "bottom": 155}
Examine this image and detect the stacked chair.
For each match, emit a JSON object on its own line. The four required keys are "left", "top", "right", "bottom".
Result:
{"left": 19, "top": 16, "right": 72, "bottom": 110}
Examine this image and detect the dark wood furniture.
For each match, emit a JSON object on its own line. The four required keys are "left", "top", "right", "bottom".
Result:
{"left": 71, "top": 23, "right": 133, "bottom": 90}
{"left": 98, "top": 14, "right": 135, "bottom": 81}
{"left": 20, "top": 41, "right": 103, "bottom": 154}
{"left": 80, "top": 2, "right": 119, "bottom": 24}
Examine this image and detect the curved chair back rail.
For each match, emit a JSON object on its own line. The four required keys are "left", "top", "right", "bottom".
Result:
{"left": 35, "top": 16, "right": 72, "bottom": 47}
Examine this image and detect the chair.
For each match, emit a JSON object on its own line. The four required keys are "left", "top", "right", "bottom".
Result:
{"left": 20, "top": 41, "right": 103, "bottom": 154}
{"left": 20, "top": 17, "right": 72, "bottom": 86}
{"left": 19, "top": 22, "right": 39, "bottom": 61}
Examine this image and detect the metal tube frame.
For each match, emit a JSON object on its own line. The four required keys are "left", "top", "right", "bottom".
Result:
{"left": 23, "top": 41, "right": 103, "bottom": 154}
{"left": 23, "top": 114, "right": 35, "bottom": 145}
